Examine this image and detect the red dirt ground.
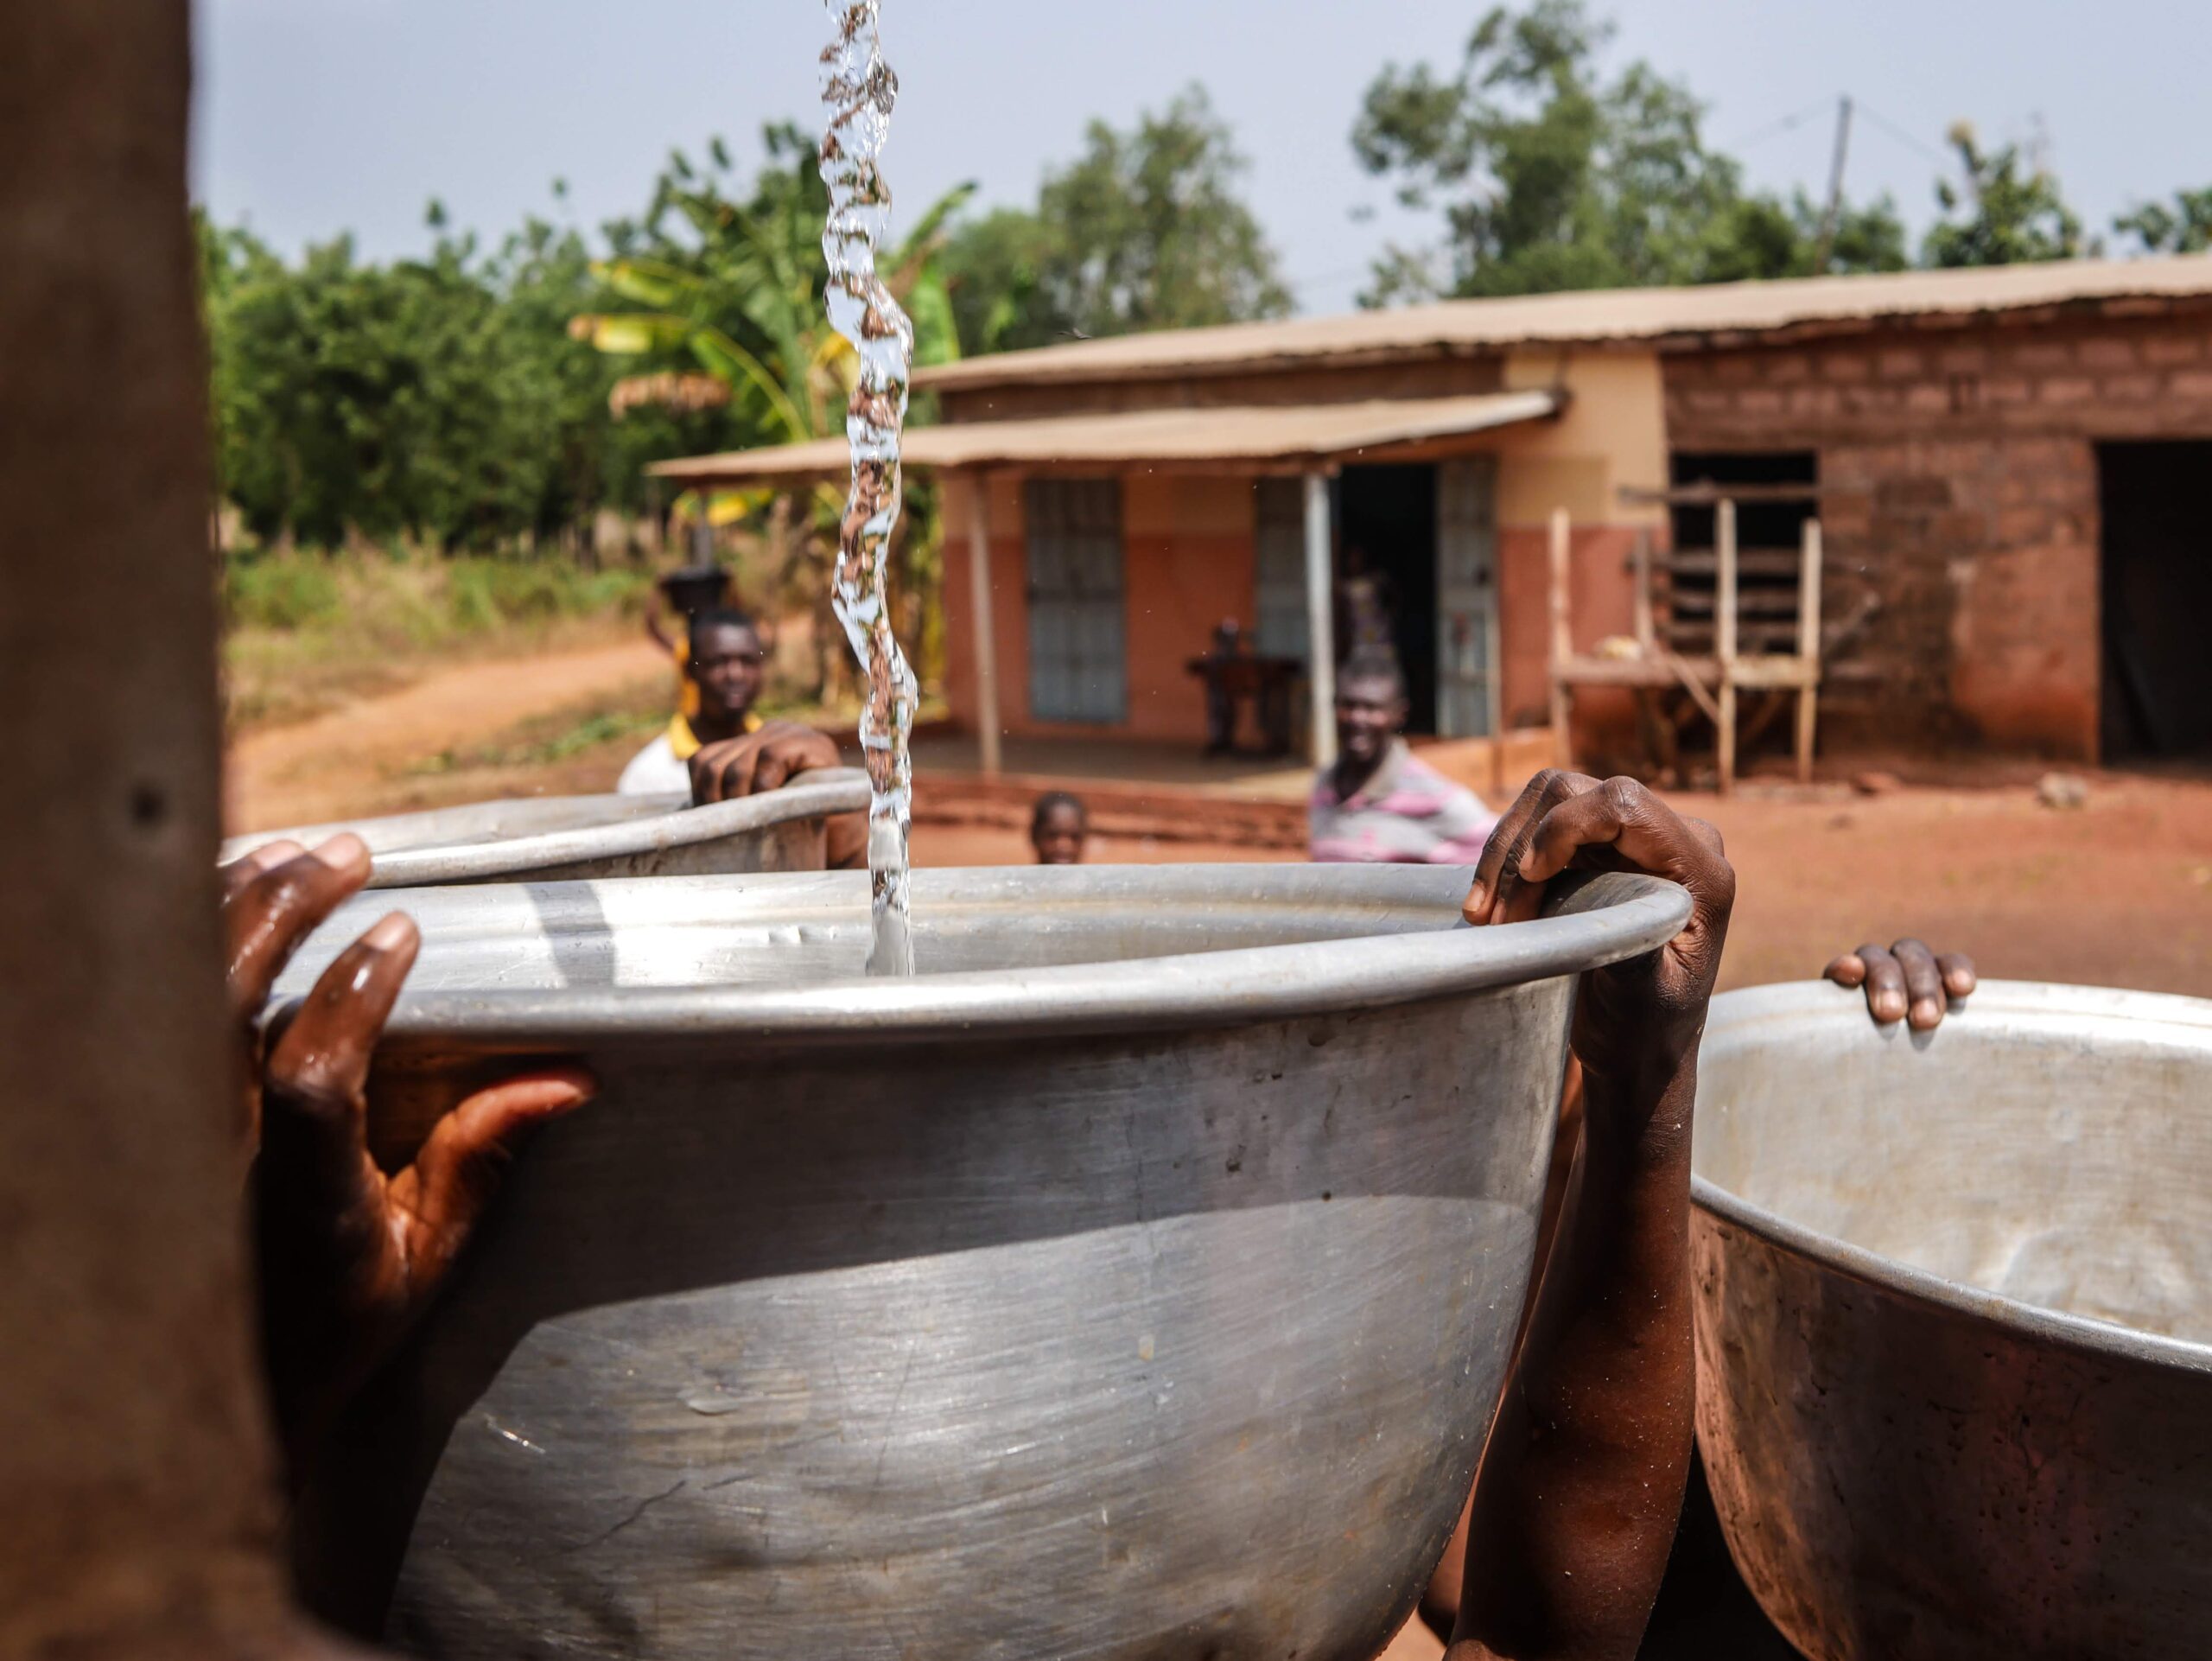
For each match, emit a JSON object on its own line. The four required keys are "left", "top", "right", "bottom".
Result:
{"left": 918, "top": 773, "right": 2212, "bottom": 998}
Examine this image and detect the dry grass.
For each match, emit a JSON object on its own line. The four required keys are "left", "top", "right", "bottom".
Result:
{"left": 220, "top": 550, "right": 652, "bottom": 733}
{"left": 402, "top": 684, "right": 671, "bottom": 784}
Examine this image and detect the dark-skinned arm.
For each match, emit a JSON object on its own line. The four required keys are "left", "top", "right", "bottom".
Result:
{"left": 222, "top": 836, "right": 593, "bottom": 1487}
{"left": 1448, "top": 773, "right": 1735, "bottom": 1661}
{"left": 689, "top": 719, "right": 868, "bottom": 870}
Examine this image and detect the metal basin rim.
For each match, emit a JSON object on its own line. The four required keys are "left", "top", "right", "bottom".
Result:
{"left": 1692, "top": 977, "right": 2212, "bottom": 1377}
{"left": 345, "top": 868, "right": 1693, "bottom": 1052}
{"left": 229, "top": 771, "right": 872, "bottom": 889}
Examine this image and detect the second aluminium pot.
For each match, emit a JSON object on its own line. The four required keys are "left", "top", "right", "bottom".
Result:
{"left": 1690, "top": 980, "right": 2212, "bottom": 1661}
{"left": 221, "top": 769, "right": 868, "bottom": 888}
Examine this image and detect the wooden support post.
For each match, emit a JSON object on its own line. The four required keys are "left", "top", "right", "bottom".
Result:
{"left": 1304, "top": 472, "right": 1338, "bottom": 769}
{"left": 1, "top": 3, "right": 314, "bottom": 1652}
{"left": 1548, "top": 507, "right": 1573, "bottom": 768}
{"left": 1631, "top": 526, "right": 1656, "bottom": 656}
{"left": 1715, "top": 497, "right": 1738, "bottom": 795}
{"left": 766, "top": 493, "right": 791, "bottom": 576}
{"left": 964, "top": 474, "right": 1003, "bottom": 780}
{"left": 1796, "top": 515, "right": 1824, "bottom": 784}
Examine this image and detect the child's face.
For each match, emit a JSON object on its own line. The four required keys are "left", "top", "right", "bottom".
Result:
{"left": 1031, "top": 807, "right": 1086, "bottom": 865}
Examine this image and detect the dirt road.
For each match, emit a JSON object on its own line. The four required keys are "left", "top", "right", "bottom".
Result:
{"left": 225, "top": 639, "right": 669, "bottom": 833}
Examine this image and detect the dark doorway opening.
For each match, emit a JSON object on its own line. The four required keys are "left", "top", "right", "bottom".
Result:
{"left": 1668, "top": 450, "right": 1820, "bottom": 550}
{"left": 1666, "top": 451, "right": 1818, "bottom": 665}
{"left": 2098, "top": 442, "right": 2212, "bottom": 760}
{"left": 1672, "top": 451, "right": 1814, "bottom": 588}
{"left": 1338, "top": 464, "right": 1438, "bottom": 734}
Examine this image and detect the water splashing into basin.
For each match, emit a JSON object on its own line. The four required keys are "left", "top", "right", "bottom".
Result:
{"left": 819, "top": 0, "right": 918, "bottom": 977}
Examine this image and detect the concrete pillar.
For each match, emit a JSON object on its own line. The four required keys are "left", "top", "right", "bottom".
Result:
{"left": 1303, "top": 472, "right": 1337, "bottom": 769}
{"left": 0, "top": 4, "right": 321, "bottom": 1655}
{"left": 1548, "top": 507, "right": 1573, "bottom": 769}
{"left": 964, "top": 474, "right": 1003, "bottom": 780}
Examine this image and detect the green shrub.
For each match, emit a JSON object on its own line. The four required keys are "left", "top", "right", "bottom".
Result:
{"left": 444, "top": 557, "right": 650, "bottom": 633}
{"left": 223, "top": 553, "right": 344, "bottom": 630}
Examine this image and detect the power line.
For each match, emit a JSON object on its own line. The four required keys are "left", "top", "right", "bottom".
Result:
{"left": 1719, "top": 99, "right": 1836, "bottom": 156}
{"left": 1853, "top": 100, "right": 1955, "bottom": 173}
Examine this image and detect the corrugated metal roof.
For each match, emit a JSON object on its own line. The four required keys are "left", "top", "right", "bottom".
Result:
{"left": 649, "top": 389, "right": 1560, "bottom": 485}
{"left": 914, "top": 256, "right": 2212, "bottom": 392}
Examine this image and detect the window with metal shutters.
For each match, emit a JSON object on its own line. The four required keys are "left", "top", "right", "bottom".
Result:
{"left": 1435, "top": 456, "right": 1500, "bottom": 738}
{"left": 1252, "top": 478, "right": 1309, "bottom": 661}
{"left": 1025, "top": 478, "right": 1127, "bottom": 723}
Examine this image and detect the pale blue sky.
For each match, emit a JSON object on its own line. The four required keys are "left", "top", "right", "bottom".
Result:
{"left": 194, "top": 1, "right": 2212, "bottom": 315}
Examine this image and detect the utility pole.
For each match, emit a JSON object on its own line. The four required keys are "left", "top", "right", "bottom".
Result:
{"left": 1813, "top": 95, "right": 1854, "bottom": 273}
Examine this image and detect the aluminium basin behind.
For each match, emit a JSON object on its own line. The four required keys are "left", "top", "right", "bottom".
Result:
{"left": 221, "top": 769, "right": 869, "bottom": 888}
{"left": 1691, "top": 979, "right": 2212, "bottom": 1661}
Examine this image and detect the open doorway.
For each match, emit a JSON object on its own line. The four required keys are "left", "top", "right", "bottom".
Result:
{"left": 2099, "top": 442, "right": 2212, "bottom": 760}
{"left": 1338, "top": 464, "right": 1438, "bottom": 734}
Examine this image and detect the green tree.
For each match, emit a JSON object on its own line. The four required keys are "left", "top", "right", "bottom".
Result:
{"left": 569, "top": 126, "right": 973, "bottom": 694}
{"left": 2113, "top": 186, "right": 2212, "bottom": 254}
{"left": 1697, "top": 191, "right": 1910, "bottom": 284}
{"left": 940, "top": 207, "right": 1061, "bottom": 356}
{"left": 1351, "top": 0, "right": 1904, "bottom": 301}
{"left": 200, "top": 207, "right": 645, "bottom": 553}
{"left": 1923, "top": 123, "right": 2086, "bottom": 267}
{"left": 571, "top": 124, "right": 969, "bottom": 448}
{"left": 944, "top": 87, "right": 1293, "bottom": 353}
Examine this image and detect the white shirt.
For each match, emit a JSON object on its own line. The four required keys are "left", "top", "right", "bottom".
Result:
{"left": 616, "top": 733, "right": 692, "bottom": 797}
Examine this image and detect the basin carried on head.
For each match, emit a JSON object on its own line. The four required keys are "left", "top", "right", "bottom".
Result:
{"left": 1690, "top": 980, "right": 2212, "bottom": 1661}
{"left": 276, "top": 863, "right": 1688, "bottom": 1661}
{"left": 220, "top": 770, "right": 868, "bottom": 888}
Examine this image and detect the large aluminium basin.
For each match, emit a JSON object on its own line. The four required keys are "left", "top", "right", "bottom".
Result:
{"left": 273, "top": 863, "right": 1689, "bottom": 1661}
{"left": 221, "top": 770, "right": 868, "bottom": 888}
{"left": 1690, "top": 980, "right": 2212, "bottom": 1661}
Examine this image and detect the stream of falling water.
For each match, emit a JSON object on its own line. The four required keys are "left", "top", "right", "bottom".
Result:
{"left": 819, "top": 0, "right": 919, "bottom": 977}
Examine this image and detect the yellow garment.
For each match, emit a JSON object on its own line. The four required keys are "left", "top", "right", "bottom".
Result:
{"left": 665, "top": 709, "right": 763, "bottom": 761}
{"left": 673, "top": 639, "right": 699, "bottom": 718}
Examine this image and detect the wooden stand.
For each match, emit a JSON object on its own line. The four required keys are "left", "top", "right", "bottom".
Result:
{"left": 1548, "top": 497, "right": 1826, "bottom": 793}
{"left": 2, "top": 5, "right": 322, "bottom": 1655}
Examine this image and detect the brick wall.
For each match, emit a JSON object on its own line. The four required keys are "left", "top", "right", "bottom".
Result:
{"left": 1663, "top": 306, "right": 2212, "bottom": 760}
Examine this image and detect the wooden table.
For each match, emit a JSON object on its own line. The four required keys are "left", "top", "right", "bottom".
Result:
{"left": 1186, "top": 653, "right": 1302, "bottom": 757}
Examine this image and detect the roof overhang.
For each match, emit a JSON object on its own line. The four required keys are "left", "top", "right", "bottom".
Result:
{"left": 907, "top": 255, "right": 2212, "bottom": 397}
{"left": 649, "top": 388, "right": 1564, "bottom": 489}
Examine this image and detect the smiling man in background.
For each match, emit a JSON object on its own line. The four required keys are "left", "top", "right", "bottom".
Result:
{"left": 1310, "top": 650, "right": 1499, "bottom": 867}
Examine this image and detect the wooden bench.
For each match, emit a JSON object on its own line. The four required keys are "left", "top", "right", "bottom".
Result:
{"left": 1547, "top": 489, "right": 1824, "bottom": 793}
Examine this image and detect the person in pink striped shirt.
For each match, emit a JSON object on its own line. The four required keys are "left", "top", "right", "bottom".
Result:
{"left": 1309, "top": 651, "right": 1500, "bottom": 866}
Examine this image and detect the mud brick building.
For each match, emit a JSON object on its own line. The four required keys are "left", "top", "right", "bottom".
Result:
{"left": 661, "top": 258, "right": 2212, "bottom": 768}
{"left": 1662, "top": 288, "right": 2212, "bottom": 760}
